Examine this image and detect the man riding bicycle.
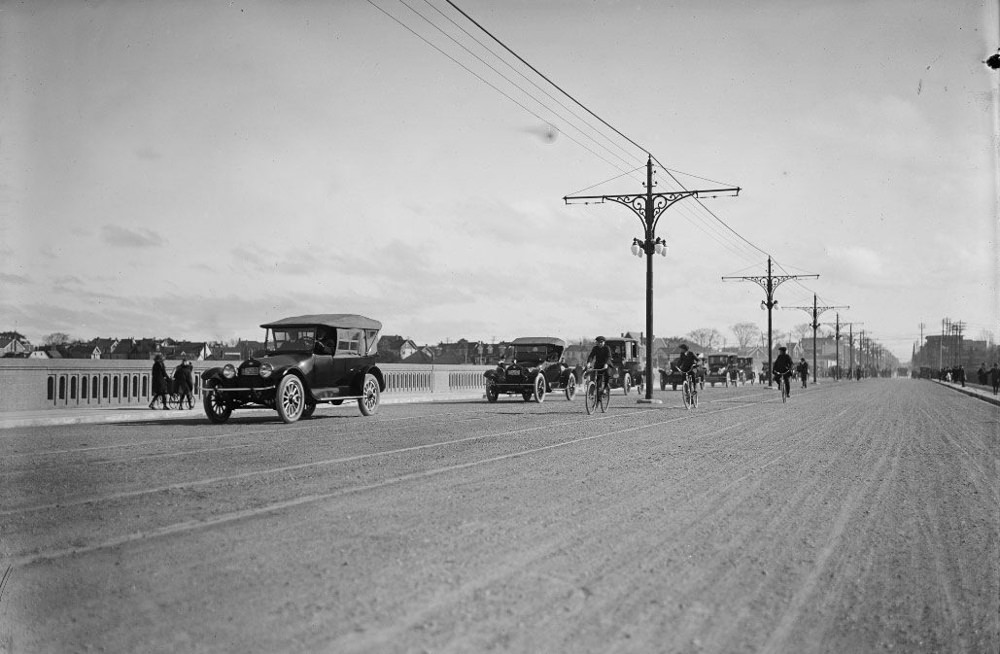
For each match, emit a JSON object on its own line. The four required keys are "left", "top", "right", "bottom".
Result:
{"left": 673, "top": 343, "right": 698, "bottom": 385}
{"left": 586, "top": 336, "right": 613, "bottom": 390}
{"left": 773, "top": 345, "right": 794, "bottom": 397}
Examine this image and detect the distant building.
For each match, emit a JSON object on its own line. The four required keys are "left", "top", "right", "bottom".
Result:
{"left": 0, "top": 333, "right": 31, "bottom": 358}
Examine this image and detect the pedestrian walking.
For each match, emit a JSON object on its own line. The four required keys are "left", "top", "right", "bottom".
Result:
{"left": 149, "top": 353, "right": 171, "bottom": 409}
{"left": 796, "top": 357, "right": 809, "bottom": 388}
{"left": 956, "top": 365, "right": 966, "bottom": 388}
{"left": 991, "top": 363, "right": 1000, "bottom": 396}
{"left": 173, "top": 358, "right": 195, "bottom": 409}
{"left": 977, "top": 363, "right": 988, "bottom": 386}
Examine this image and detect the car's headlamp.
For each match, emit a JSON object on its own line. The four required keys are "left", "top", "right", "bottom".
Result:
{"left": 259, "top": 363, "right": 273, "bottom": 378}
{"left": 223, "top": 364, "right": 236, "bottom": 379}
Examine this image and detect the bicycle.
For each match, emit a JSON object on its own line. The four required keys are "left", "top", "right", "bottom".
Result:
{"left": 773, "top": 371, "right": 792, "bottom": 403}
{"left": 674, "top": 366, "right": 699, "bottom": 409}
{"left": 583, "top": 366, "right": 611, "bottom": 415}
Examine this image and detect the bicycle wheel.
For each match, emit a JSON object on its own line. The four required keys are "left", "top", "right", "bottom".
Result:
{"left": 682, "top": 381, "right": 692, "bottom": 409}
{"left": 781, "top": 378, "right": 789, "bottom": 403}
{"left": 691, "top": 384, "right": 699, "bottom": 409}
{"left": 585, "top": 381, "right": 597, "bottom": 415}
{"left": 599, "top": 383, "right": 610, "bottom": 413}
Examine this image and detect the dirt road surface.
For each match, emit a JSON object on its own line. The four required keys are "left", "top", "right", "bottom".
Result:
{"left": 1, "top": 379, "right": 997, "bottom": 653}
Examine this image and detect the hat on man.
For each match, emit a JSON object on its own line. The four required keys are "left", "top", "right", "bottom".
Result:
{"left": 778, "top": 346, "right": 787, "bottom": 352}
{"left": 678, "top": 343, "right": 688, "bottom": 351}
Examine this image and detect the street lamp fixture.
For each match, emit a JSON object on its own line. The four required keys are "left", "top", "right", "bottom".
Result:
{"left": 632, "top": 237, "right": 667, "bottom": 258}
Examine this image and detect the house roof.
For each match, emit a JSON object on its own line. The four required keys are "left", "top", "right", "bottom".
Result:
{"left": 261, "top": 314, "right": 382, "bottom": 330}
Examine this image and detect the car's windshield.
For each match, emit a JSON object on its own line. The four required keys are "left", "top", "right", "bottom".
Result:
{"left": 505, "top": 344, "right": 559, "bottom": 364}
{"left": 267, "top": 328, "right": 317, "bottom": 353}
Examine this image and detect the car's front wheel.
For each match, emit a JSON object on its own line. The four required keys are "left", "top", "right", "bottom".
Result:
{"left": 564, "top": 378, "right": 576, "bottom": 401}
{"left": 485, "top": 382, "right": 499, "bottom": 403}
{"left": 203, "top": 389, "right": 231, "bottom": 424}
{"left": 359, "top": 373, "right": 380, "bottom": 416}
{"left": 622, "top": 373, "right": 632, "bottom": 395}
{"left": 532, "top": 374, "right": 546, "bottom": 403}
{"left": 276, "top": 375, "right": 305, "bottom": 423}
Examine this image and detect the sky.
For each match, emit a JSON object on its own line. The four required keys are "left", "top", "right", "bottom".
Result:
{"left": 2, "top": 0, "right": 998, "bottom": 364}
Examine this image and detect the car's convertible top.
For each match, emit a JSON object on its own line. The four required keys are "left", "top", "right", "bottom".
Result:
{"left": 509, "top": 336, "right": 566, "bottom": 348}
{"left": 261, "top": 314, "right": 382, "bottom": 330}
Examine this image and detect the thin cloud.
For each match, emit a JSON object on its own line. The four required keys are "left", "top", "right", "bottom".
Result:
{"left": 0, "top": 273, "right": 29, "bottom": 285}
{"left": 101, "top": 225, "right": 166, "bottom": 248}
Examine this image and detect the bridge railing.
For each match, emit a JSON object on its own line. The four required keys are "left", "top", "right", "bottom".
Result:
{"left": 0, "top": 360, "right": 487, "bottom": 412}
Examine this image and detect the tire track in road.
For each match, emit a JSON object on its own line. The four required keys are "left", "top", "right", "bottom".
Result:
{"left": 7, "top": 403, "right": 760, "bottom": 567}
{"left": 757, "top": 383, "right": 924, "bottom": 653}
{"left": 0, "top": 407, "right": 510, "bottom": 467}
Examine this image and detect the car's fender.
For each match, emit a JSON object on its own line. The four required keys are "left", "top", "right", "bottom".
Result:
{"left": 355, "top": 364, "right": 386, "bottom": 392}
{"left": 201, "top": 367, "right": 225, "bottom": 383}
{"left": 484, "top": 368, "right": 500, "bottom": 382}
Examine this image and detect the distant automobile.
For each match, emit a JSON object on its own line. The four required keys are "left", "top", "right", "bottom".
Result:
{"left": 605, "top": 336, "right": 644, "bottom": 395}
{"left": 484, "top": 337, "right": 576, "bottom": 402}
{"left": 200, "top": 314, "right": 386, "bottom": 423}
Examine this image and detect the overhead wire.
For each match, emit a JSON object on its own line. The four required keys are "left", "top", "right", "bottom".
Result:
{"left": 374, "top": 0, "right": 839, "bottom": 306}
{"left": 367, "top": 0, "right": 642, "bottom": 175}
{"left": 419, "top": 0, "right": 640, "bottom": 166}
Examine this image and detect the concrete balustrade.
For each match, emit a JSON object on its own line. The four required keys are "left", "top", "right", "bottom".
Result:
{"left": 0, "top": 360, "right": 487, "bottom": 412}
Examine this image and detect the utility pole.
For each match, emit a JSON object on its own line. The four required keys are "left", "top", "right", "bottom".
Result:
{"left": 955, "top": 320, "right": 966, "bottom": 368}
{"left": 831, "top": 320, "right": 863, "bottom": 380}
{"left": 722, "top": 257, "right": 817, "bottom": 388}
{"left": 565, "top": 155, "right": 739, "bottom": 403}
{"left": 784, "top": 294, "right": 848, "bottom": 384}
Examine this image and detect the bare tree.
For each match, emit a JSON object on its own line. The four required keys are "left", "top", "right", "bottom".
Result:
{"left": 687, "top": 328, "right": 723, "bottom": 351}
{"left": 42, "top": 332, "right": 72, "bottom": 346}
{"left": 793, "top": 323, "right": 812, "bottom": 343}
{"left": 730, "top": 322, "right": 760, "bottom": 353}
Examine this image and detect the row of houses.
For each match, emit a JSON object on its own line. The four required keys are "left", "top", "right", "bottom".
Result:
{"left": 4, "top": 329, "right": 821, "bottom": 368}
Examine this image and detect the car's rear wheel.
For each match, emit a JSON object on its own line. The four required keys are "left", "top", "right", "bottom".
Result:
{"left": 622, "top": 373, "right": 632, "bottom": 395}
{"left": 486, "top": 382, "right": 499, "bottom": 403}
{"left": 532, "top": 374, "right": 546, "bottom": 403}
{"left": 359, "top": 373, "right": 380, "bottom": 416}
{"left": 203, "top": 389, "right": 231, "bottom": 424}
{"left": 276, "top": 375, "right": 305, "bottom": 423}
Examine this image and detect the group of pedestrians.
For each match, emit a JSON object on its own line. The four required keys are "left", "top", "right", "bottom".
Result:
{"left": 974, "top": 362, "right": 1000, "bottom": 395}
{"left": 149, "top": 354, "right": 195, "bottom": 409}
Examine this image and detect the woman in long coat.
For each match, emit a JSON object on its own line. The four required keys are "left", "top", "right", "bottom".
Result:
{"left": 150, "top": 353, "right": 171, "bottom": 409}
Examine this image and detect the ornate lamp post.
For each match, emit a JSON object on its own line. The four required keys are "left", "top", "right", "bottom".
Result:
{"left": 723, "top": 257, "right": 817, "bottom": 387}
{"left": 565, "top": 156, "right": 739, "bottom": 403}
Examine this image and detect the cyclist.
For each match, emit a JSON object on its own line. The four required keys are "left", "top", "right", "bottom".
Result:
{"left": 586, "top": 336, "right": 613, "bottom": 393}
{"left": 673, "top": 343, "right": 699, "bottom": 388}
{"left": 773, "top": 346, "right": 794, "bottom": 397}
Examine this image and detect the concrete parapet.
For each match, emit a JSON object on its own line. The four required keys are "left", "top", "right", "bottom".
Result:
{"left": 0, "top": 359, "right": 488, "bottom": 413}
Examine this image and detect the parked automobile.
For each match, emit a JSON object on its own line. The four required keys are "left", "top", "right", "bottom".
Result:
{"left": 737, "top": 356, "right": 755, "bottom": 384}
{"left": 605, "top": 336, "right": 644, "bottom": 395}
{"left": 201, "top": 314, "right": 385, "bottom": 423}
{"left": 484, "top": 337, "right": 576, "bottom": 402}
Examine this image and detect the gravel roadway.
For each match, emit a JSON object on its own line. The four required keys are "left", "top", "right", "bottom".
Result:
{"left": 1, "top": 379, "right": 997, "bottom": 653}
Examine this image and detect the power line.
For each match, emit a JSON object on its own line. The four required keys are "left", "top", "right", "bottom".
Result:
{"left": 441, "top": 0, "right": 652, "bottom": 159}
{"left": 366, "top": 0, "right": 638, "bottom": 174}
{"left": 376, "top": 0, "right": 789, "bottom": 278}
